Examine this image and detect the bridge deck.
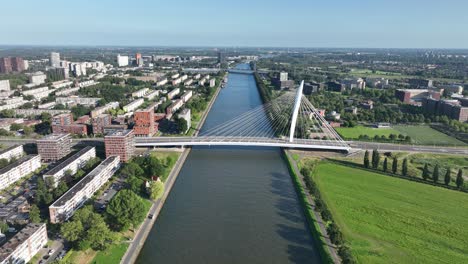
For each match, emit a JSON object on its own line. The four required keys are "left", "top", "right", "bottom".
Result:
{"left": 134, "top": 136, "right": 351, "bottom": 151}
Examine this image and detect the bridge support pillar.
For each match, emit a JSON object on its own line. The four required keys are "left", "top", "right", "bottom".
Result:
{"left": 289, "top": 80, "right": 304, "bottom": 142}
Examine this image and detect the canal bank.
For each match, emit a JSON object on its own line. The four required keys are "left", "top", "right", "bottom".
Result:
{"left": 136, "top": 64, "right": 322, "bottom": 263}
{"left": 120, "top": 74, "right": 225, "bottom": 264}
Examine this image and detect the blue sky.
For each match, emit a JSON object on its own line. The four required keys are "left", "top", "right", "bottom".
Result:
{"left": 2, "top": 0, "right": 468, "bottom": 48}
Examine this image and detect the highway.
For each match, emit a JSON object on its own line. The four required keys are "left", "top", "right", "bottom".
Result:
{"left": 1, "top": 138, "right": 467, "bottom": 155}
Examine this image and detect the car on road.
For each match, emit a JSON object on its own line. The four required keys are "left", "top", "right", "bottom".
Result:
{"left": 148, "top": 214, "right": 154, "bottom": 219}
{"left": 48, "top": 249, "right": 55, "bottom": 255}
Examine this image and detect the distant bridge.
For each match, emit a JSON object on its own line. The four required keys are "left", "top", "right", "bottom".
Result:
{"left": 227, "top": 69, "right": 254, "bottom": 74}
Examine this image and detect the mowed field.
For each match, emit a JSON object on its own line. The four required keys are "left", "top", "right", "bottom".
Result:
{"left": 313, "top": 162, "right": 468, "bottom": 263}
{"left": 394, "top": 125, "right": 467, "bottom": 146}
{"left": 335, "top": 126, "right": 400, "bottom": 139}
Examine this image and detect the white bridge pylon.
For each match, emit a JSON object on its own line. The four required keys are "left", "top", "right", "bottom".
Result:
{"left": 137, "top": 81, "right": 350, "bottom": 152}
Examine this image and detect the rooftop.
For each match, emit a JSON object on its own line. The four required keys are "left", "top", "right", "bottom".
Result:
{"left": 105, "top": 129, "right": 133, "bottom": 138}
{"left": 0, "top": 145, "right": 22, "bottom": 156}
{"left": 50, "top": 156, "right": 119, "bottom": 208}
{"left": 0, "top": 223, "right": 46, "bottom": 262}
{"left": 37, "top": 133, "right": 70, "bottom": 142}
{"left": 0, "top": 155, "right": 39, "bottom": 175}
{"left": 43, "top": 147, "right": 95, "bottom": 176}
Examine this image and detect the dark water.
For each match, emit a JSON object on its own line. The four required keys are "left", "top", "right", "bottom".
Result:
{"left": 136, "top": 64, "right": 321, "bottom": 264}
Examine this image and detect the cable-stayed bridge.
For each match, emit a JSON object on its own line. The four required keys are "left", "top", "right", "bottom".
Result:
{"left": 135, "top": 81, "right": 351, "bottom": 152}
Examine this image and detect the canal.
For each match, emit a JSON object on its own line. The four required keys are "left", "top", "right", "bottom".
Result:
{"left": 136, "top": 64, "right": 322, "bottom": 264}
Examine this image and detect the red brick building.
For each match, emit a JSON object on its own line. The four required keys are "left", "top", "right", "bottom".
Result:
{"left": 0, "top": 57, "right": 12, "bottom": 73}
{"left": 104, "top": 129, "right": 135, "bottom": 162}
{"left": 0, "top": 57, "right": 25, "bottom": 73}
{"left": 92, "top": 114, "right": 112, "bottom": 135}
{"left": 133, "top": 109, "right": 155, "bottom": 136}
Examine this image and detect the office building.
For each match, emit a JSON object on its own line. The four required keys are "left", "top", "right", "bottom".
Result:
{"left": 134, "top": 109, "right": 155, "bottom": 136}
{"left": 0, "top": 223, "right": 48, "bottom": 264}
{"left": 36, "top": 133, "right": 72, "bottom": 161}
{"left": 303, "top": 81, "right": 324, "bottom": 95}
{"left": 0, "top": 145, "right": 24, "bottom": 162}
{"left": 0, "top": 80, "right": 10, "bottom": 91}
{"left": 49, "top": 156, "right": 120, "bottom": 223}
{"left": 326, "top": 81, "right": 346, "bottom": 92}
{"left": 0, "top": 155, "right": 41, "bottom": 191}
{"left": 422, "top": 98, "right": 468, "bottom": 122}
{"left": 409, "top": 78, "right": 433, "bottom": 88}
{"left": 43, "top": 146, "right": 96, "bottom": 187}
{"left": 395, "top": 89, "right": 441, "bottom": 104}
{"left": 104, "top": 130, "right": 134, "bottom": 162}
{"left": 272, "top": 72, "right": 294, "bottom": 90}
{"left": 50, "top": 52, "right": 60, "bottom": 67}
{"left": 117, "top": 54, "right": 129, "bottom": 67}
{"left": 92, "top": 114, "right": 112, "bottom": 134}
{"left": 342, "top": 78, "right": 366, "bottom": 90}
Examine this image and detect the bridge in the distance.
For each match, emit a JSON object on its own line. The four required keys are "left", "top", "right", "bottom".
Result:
{"left": 136, "top": 81, "right": 351, "bottom": 152}
{"left": 226, "top": 69, "right": 254, "bottom": 74}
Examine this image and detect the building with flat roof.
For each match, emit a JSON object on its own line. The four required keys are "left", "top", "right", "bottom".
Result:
{"left": 134, "top": 109, "right": 155, "bottom": 137}
{"left": 0, "top": 155, "right": 41, "bottom": 191}
{"left": 104, "top": 130, "right": 134, "bottom": 162}
{"left": 28, "top": 72, "right": 47, "bottom": 86}
{"left": 395, "top": 89, "right": 441, "bottom": 104}
{"left": 0, "top": 196, "right": 31, "bottom": 224}
{"left": 50, "top": 52, "right": 60, "bottom": 67}
{"left": 43, "top": 146, "right": 96, "bottom": 187}
{"left": 123, "top": 99, "right": 144, "bottom": 113}
{"left": 0, "top": 80, "right": 10, "bottom": 91}
{"left": 36, "top": 134, "right": 71, "bottom": 162}
{"left": 177, "top": 109, "right": 191, "bottom": 133}
{"left": 117, "top": 54, "right": 129, "bottom": 67}
{"left": 0, "top": 145, "right": 24, "bottom": 162}
{"left": 132, "top": 88, "right": 149, "bottom": 98}
{"left": 49, "top": 156, "right": 120, "bottom": 223}
{"left": 90, "top": 102, "right": 119, "bottom": 118}
{"left": 0, "top": 223, "right": 48, "bottom": 264}
{"left": 167, "top": 88, "right": 180, "bottom": 100}
{"left": 92, "top": 114, "right": 112, "bottom": 135}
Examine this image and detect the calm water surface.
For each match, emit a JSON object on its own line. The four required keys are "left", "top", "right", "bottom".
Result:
{"left": 136, "top": 64, "right": 321, "bottom": 264}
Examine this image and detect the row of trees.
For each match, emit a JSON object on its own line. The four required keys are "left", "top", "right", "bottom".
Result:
{"left": 300, "top": 161, "right": 355, "bottom": 263}
{"left": 364, "top": 150, "right": 465, "bottom": 189}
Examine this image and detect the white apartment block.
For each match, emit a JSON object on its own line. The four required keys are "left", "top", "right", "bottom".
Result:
{"left": 117, "top": 54, "right": 129, "bottom": 67}
{"left": 180, "top": 74, "right": 188, "bottom": 81}
{"left": 156, "top": 78, "right": 168, "bottom": 87}
{"left": 167, "top": 88, "right": 180, "bottom": 100}
{"left": 0, "top": 155, "right": 41, "bottom": 191}
{"left": 123, "top": 99, "right": 144, "bottom": 112}
{"left": 56, "top": 97, "right": 100, "bottom": 106}
{"left": 181, "top": 91, "right": 193, "bottom": 103}
{"left": 38, "top": 102, "right": 56, "bottom": 109}
{"left": 184, "top": 79, "right": 193, "bottom": 86}
{"left": 0, "top": 145, "right": 24, "bottom": 162}
{"left": 43, "top": 146, "right": 96, "bottom": 188}
{"left": 52, "top": 80, "right": 74, "bottom": 89}
{"left": 49, "top": 156, "right": 120, "bottom": 223}
{"left": 55, "top": 87, "right": 80, "bottom": 96}
{"left": 132, "top": 88, "right": 149, "bottom": 98}
{"left": 193, "top": 74, "right": 201, "bottom": 80}
{"left": 144, "top": 90, "right": 160, "bottom": 100}
{"left": 209, "top": 78, "right": 216, "bottom": 87}
{"left": 0, "top": 223, "right": 48, "bottom": 264}
{"left": 90, "top": 101, "right": 119, "bottom": 118}
{"left": 28, "top": 72, "right": 47, "bottom": 86}
{"left": 22, "top": 86, "right": 48, "bottom": 96}
{"left": 171, "top": 73, "right": 180, "bottom": 79}
{"left": 0, "top": 97, "right": 25, "bottom": 111}
{"left": 172, "top": 78, "right": 182, "bottom": 86}
{"left": 78, "top": 80, "right": 97, "bottom": 88}
{"left": 0, "top": 80, "right": 10, "bottom": 91}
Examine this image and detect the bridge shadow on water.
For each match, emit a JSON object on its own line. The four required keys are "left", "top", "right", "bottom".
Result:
{"left": 270, "top": 172, "right": 321, "bottom": 263}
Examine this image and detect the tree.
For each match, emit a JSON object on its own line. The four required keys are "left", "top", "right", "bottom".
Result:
{"left": 54, "top": 181, "right": 68, "bottom": 198}
{"left": 127, "top": 175, "right": 144, "bottom": 194}
{"left": 422, "top": 164, "right": 429, "bottom": 180}
{"left": 444, "top": 168, "right": 451, "bottom": 185}
{"left": 456, "top": 169, "right": 464, "bottom": 189}
{"left": 61, "top": 220, "right": 84, "bottom": 243}
{"left": 0, "top": 222, "right": 8, "bottom": 233}
{"left": 371, "top": 149, "right": 380, "bottom": 169}
{"left": 363, "top": 150, "right": 370, "bottom": 168}
{"left": 147, "top": 156, "right": 165, "bottom": 178}
{"left": 106, "top": 190, "right": 147, "bottom": 231}
{"left": 29, "top": 204, "right": 41, "bottom": 223}
{"left": 392, "top": 157, "right": 398, "bottom": 174}
{"left": 120, "top": 162, "right": 145, "bottom": 178}
{"left": 176, "top": 117, "right": 188, "bottom": 134}
{"left": 150, "top": 181, "right": 164, "bottom": 200}
{"left": 382, "top": 157, "right": 388, "bottom": 172}
{"left": 432, "top": 164, "right": 440, "bottom": 183}
{"left": 402, "top": 158, "right": 408, "bottom": 176}
{"left": 0, "top": 158, "right": 8, "bottom": 168}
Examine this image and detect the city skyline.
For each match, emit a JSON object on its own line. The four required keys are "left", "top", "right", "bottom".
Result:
{"left": 1, "top": 0, "right": 468, "bottom": 49}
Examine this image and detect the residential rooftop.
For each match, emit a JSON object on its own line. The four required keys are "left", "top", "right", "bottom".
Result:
{"left": 105, "top": 129, "right": 133, "bottom": 137}
{"left": 36, "top": 133, "right": 70, "bottom": 141}
{"left": 43, "top": 146, "right": 95, "bottom": 176}
{"left": 0, "top": 155, "right": 39, "bottom": 175}
{"left": 0, "top": 145, "right": 21, "bottom": 156}
{"left": 0, "top": 223, "right": 46, "bottom": 262}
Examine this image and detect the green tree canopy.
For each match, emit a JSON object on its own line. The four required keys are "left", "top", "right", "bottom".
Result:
{"left": 106, "top": 190, "right": 147, "bottom": 231}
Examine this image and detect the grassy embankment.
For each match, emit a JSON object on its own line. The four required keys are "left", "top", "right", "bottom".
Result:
{"left": 312, "top": 162, "right": 468, "bottom": 263}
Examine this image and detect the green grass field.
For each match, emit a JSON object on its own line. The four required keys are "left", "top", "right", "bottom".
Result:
{"left": 92, "top": 243, "right": 128, "bottom": 264}
{"left": 394, "top": 125, "right": 466, "bottom": 146}
{"left": 313, "top": 162, "right": 468, "bottom": 263}
{"left": 335, "top": 126, "right": 400, "bottom": 139}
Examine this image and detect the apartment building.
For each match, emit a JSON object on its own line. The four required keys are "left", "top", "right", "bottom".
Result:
{"left": 167, "top": 88, "right": 180, "bottom": 100}
{"left": 132, "top": 88, "right": 149, "bottom": 98}
{"left": 144, "top": 90, "right": 160, "bottom": 100}
{"left": 0, "top": 155, "right": 41, "bottom": 191}
{"left": 156, "top": 78, "right": 168, "bottom": 87}
{"left": 92, "top": 114, "right": 112, "bottom": 134}
{"left": 36, "top": 134, "right": 71, "bottom": 162}
{"left": 49, "top": 156, "right": 120, "bottom": 223}
{"left": 0, "top": 145, "right": 24, "bottom": 162}
{"left": 166, "top": 99, "right": 184, "bottom": 118}
{"left": 123, "top": 99, "right": 144, "bottom": 113}
{"left": 0, "top": 223, "right": 48, "bottom": 264}
{"left": 28, "top": 72, "right": 47, "bottom": 86}
{"left": 43, "top": 146, "right": 96, "bottom": 187}
{"left": 181, "top": 91, "right": 193, "bottom": 103}
{"left": 56, "top": 97, "right": 100, "bottom": 106}
{"left": 90, "top": 102, "right": 119, "bottom": 118}
{"left": 104, "top": 130, "right": 135, "bottom": 162}
{"left": 0, "top": 80, "right": 10, "bottom": 91}
{"left": 133, "top": 109, "right": 155, "bottom": 136}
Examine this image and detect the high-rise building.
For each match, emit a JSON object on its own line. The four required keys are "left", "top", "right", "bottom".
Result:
{"left": 50, "top": 52, "right": 60, "bottom": 67}
{"left": 36, "top": 133, "right": 72, "bottom": 162}
{"left": 117, "top": 54, "right": 129, "bottom": 67}
{"left": 28, "top": 72, "right": 47, "bottom": 85}
{"left": 217, "top": 51, "right": 225, "bottom": 64}
{"left": 135, "top": 53, "right": 142, "bottom": 66}
{"left": 0, "top": 57, "right": 12, "bottom": 73}
{"left": 10, "top": 57, "right": 25, "bottom": 72}
{"left": 104, "top": 129, "right": 134, "bottom": 162}
{"left": 133, "top": 109, "right": 155, "bottom": 136}
{"left": 92, "top": 114, "right": 112, "bottom": 135}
